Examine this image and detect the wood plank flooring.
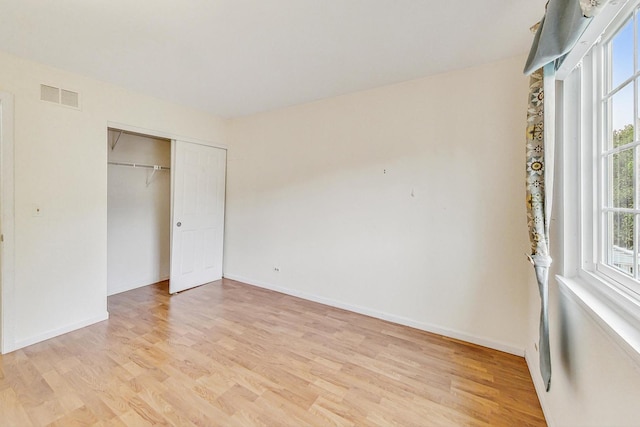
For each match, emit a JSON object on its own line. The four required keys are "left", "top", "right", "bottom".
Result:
{"left": 0, "top": 279, "right": 546, "bottom": 426}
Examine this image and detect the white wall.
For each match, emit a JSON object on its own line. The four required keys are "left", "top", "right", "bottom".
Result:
{"left": 225, "top": 56, "right": 533, "bottom": 354}
{"left": 526, "top": 281, "right": 640, "bottom": 426}
{"left": 0, "top": 50, "right": 226, "bottom": 351}
{"left": 107, "top": 131, "right": 171, "bottom": 295}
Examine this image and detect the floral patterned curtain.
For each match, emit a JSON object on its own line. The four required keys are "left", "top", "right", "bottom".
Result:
{"left": 580, "top": 0, "right": 609, "bottom": 17}
{"left": 526, "top": 64, "right": 554, "bottom": 392}
{"left": 524, "top": 0, "right": 609, "bottom": 393}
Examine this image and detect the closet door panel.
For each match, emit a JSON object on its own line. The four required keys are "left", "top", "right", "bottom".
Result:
{"left": 170, "top": 141, "right": 226, "bottom": 294}
{"left": 180, "top": 230, "right": 196, "bottom": 274}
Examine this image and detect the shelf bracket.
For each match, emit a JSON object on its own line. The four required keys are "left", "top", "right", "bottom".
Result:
{"left": 146, "top": 165, "right": 160, "bottom": 187}
{"left": 110, "top": 130, "right": 123, "bottom": 151}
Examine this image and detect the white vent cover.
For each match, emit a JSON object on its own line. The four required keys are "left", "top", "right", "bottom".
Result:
{"left": 40, "top": 84, "right": 59, "bottom": 103}
{"left": 40, "top": 84, "right": 80, "bottom": 109}
{"left": 60, "top": 89, "right": 79, "bottom": 108}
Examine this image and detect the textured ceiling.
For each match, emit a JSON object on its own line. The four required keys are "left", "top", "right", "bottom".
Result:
{"left": 0, "top": 0, "right": 545, "bottom": 118}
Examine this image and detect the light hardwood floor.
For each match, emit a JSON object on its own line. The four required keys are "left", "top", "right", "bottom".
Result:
{"left": 0, "top": 279, "right": 546, "bottom": 426}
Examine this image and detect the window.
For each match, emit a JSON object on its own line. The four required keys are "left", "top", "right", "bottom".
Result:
{"left": 555, "top": 0, "right": 640, "bottom": 347}
{"left": 598, "top": 5, "right": 640, "bottom": 294}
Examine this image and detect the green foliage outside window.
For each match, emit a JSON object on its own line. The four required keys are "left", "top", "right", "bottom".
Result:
{"left": 612, "top": 123, "right": 635, "bottom": 249}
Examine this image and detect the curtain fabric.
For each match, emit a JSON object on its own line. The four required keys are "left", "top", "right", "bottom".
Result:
{"left": 524, "top": 0, "right": 591, "bottom": 75}
{"left": 524, "top": 0, "right": 609, "bottom": 392}
{"left": 580, "top": 0, "right": 610, "bottom": 18}
{"left": 525, "top": 64, "right": 555, "bottom": 392}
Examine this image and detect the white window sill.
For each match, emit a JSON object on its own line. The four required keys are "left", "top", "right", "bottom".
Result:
{"left": 556, "top": 274, "right": 640, "bottom": 366}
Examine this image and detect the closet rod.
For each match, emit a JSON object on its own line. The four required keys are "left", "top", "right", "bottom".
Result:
{"left": 108, "top": 161, "right": 170, "bottom": 170}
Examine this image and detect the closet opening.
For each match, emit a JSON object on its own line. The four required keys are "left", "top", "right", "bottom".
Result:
{"left": 107, "top": 128, "right": 171, "bottom": 296}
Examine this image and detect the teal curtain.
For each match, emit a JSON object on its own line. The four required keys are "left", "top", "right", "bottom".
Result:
{"left": 525, "top": 64, "right": 554, "bottom": 392}
{"left": 524, "top": 0, "right": 593, "bottom": 75}
{"left": 523, "top": 0, "right": 609, "bottom": 392}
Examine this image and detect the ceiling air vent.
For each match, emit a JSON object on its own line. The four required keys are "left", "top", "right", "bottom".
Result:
{"left": 40, "top": 84, "right": 80, "bottom": 109}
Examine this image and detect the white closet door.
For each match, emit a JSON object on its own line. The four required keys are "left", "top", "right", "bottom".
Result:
{"left": 170, "top": 141, "right": 226, "bottom": 294}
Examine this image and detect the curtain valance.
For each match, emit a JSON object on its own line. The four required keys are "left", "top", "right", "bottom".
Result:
{"left": 524, "top": 0, "right": 609, "bottom": 75}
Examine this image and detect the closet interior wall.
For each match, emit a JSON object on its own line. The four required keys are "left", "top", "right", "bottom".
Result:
{"left": 107, "top": 130, "right": 171, "bottom": 296}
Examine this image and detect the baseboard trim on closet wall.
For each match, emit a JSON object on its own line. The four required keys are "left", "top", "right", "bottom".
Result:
{"left": 13, "top": 312, "right": 109, "bottom": 352}
{"left": 223, "top": 274, "right": 525, "bottom": 357}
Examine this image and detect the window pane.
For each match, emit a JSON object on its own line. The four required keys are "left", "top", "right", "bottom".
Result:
{"left": 612, "top": 18, "right": 634, "bottom": 89}
{"left": 609, "top": 83, "right": 635, "bottom": 149}
{"left": 637, "top": 12, "right": 640, "bottom": 72}
{"left": 607, "top": 212, "right": 635, "bottom": 276}
{"left": 610, "top": 149, "right": 635, "bottom": 208}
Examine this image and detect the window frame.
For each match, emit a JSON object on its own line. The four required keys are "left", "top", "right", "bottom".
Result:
{"left": 596, "top": 9, "right": 640, "bottom": 293}
{"left": 557, "top": 0, "right": 640, "bottom": 361}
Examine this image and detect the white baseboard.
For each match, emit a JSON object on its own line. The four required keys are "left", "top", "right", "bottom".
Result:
{"left": 108, "top": 275, "right": 169, "bottom": 296}
{"left": 525, "top": 346, "right": 554, "bottom": 426}
{"left": 11, "top": 311, "right": 109, "bottom": 353}
{"left": 223, "top": 273, "right": 524, "bottom": 357}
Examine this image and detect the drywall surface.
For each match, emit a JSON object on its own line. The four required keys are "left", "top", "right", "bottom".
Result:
{"left": 225, "top": 56, "right": 533, "bottom": 353}
{"left": 107, "top": 131, "right": 171, "bottom": 295}
{"left": 0, "top": 50, "right": 226, "bottom": 350}
{"left": 526, "top": 279, "right": 640, "bottom": 426}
